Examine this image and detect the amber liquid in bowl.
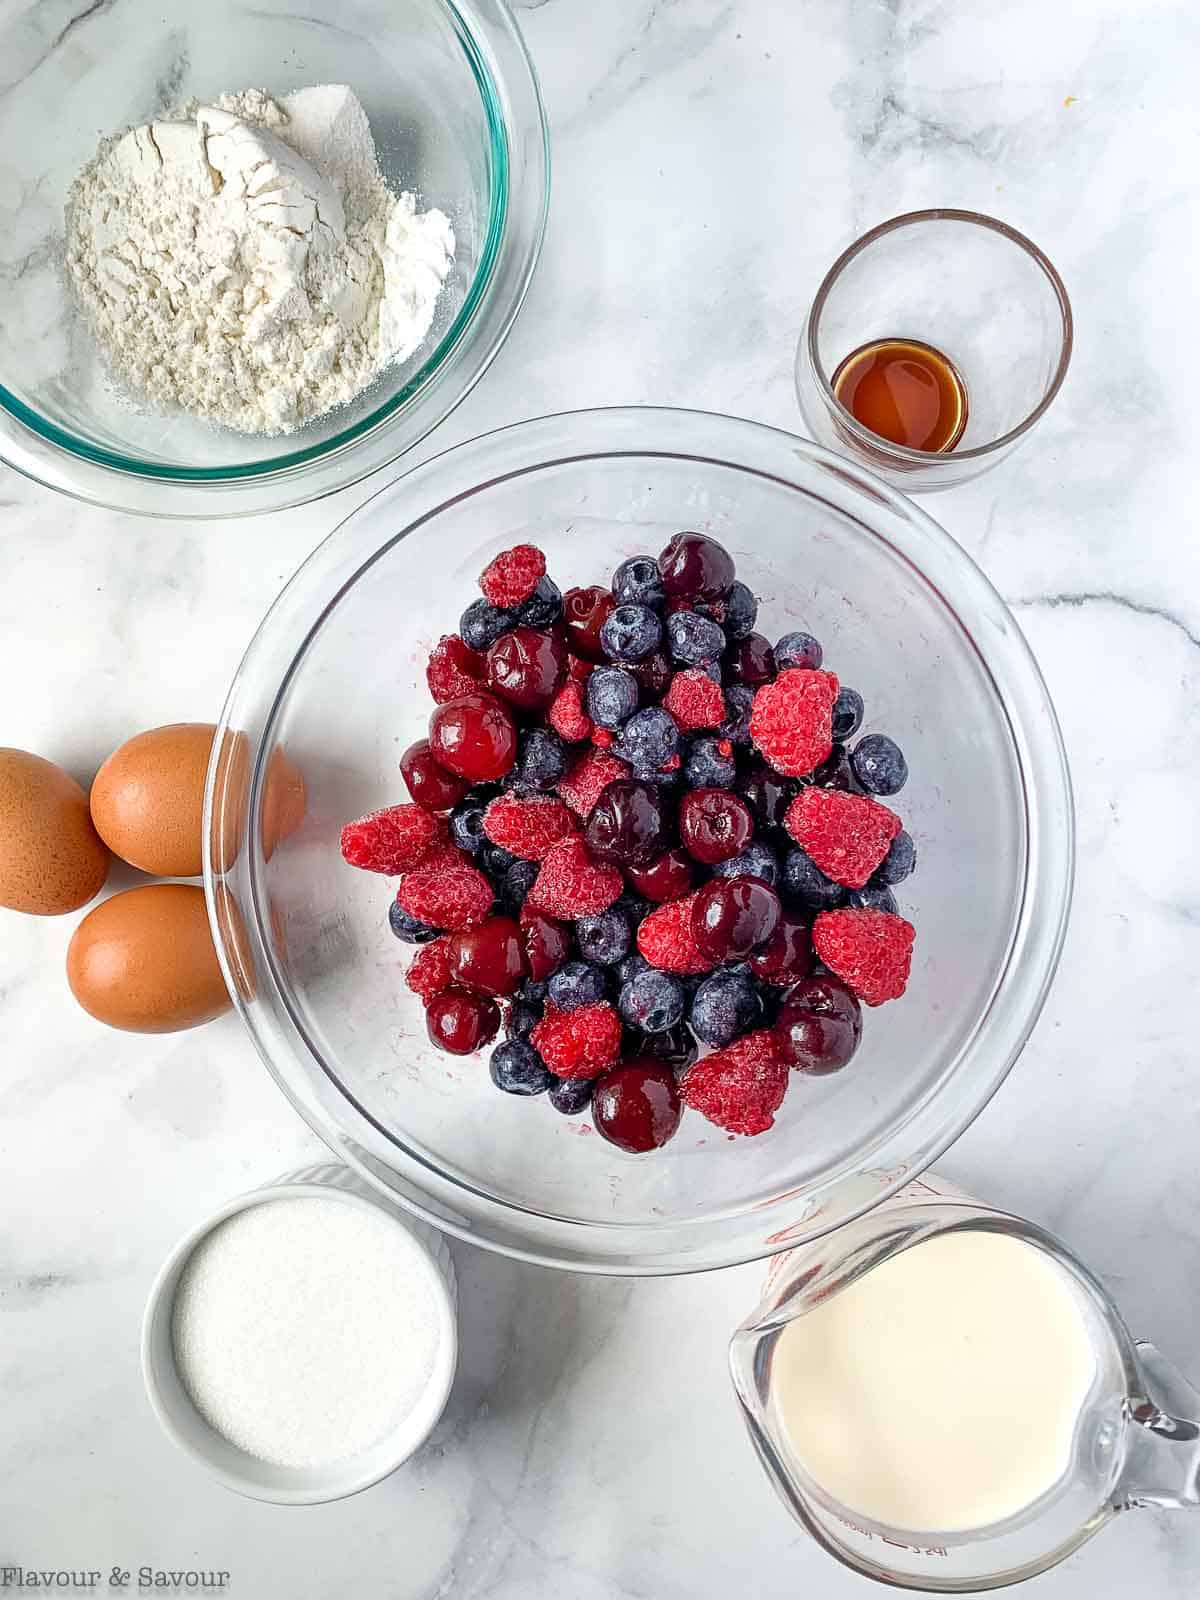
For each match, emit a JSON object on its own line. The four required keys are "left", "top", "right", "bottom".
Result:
{"left": 833, "top": 338, "right": 967, "bottom": 453}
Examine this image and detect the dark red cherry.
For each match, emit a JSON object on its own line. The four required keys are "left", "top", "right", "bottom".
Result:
{"left": 811, "top": 744, "right": 860, "bottom": 792}
{"left": 678, "top": 788, "right": 754, "bottom": 865}
{"left": 584, "top": 779, "right": 666, "bottom": 866}
{"left": 429, "top": 691, "right": 517, "bottom": 782}
{"left": 566, "top": 653, "right": 594, "bottom": 684}
{"left": 592, "top": 1060, "right": 682, "bottom": 1152}
{"left": 690, "top": 875, "right": 782, "bottom": 962}
{"left": 627, "top": 847, "right": 695, "bottom": 902}
{"left": 775, "top": 974, "right": 862, "bottom": 1074}
{"left": 749, "top": 910, "right": 813, "bottom": 985}
{"left": 725, "top": 633, "right": 776, "bottom": 686}
{"left": 628, "top": 1022, "right": 699, "bottom": 1071}
{"left": 400, "top": 738, "right": 470, "bottom": 812}
{"left": 562, "top": 586, "right": 616, "bottom": 662}
{"left": 519, "top": 905, "right": 571, "bottom": 981}
{"left": 735, "top": 760, "right": 794, "bottom": 829}
{"left": 628, "top": 649, "right": 673, "bottom": 696}
{"left": 485, "top": 626, "right": 566, "bottom": 710}
{"left": 426, "top": 987, "right": 501, "bottom": 1055}
{"left": 448, "top": 916, "right": 527, "bottom": 996}
{"left": 658, "top": 532, "right": 735, "bottom": 602}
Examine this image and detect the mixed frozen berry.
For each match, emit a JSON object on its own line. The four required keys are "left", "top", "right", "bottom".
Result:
{"left": 341, "top": 534, "right": 918, "bottom": 1153}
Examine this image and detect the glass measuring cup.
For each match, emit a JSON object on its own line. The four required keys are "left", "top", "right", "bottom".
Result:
{"left": 730, "top": 1188, "right": 1200, "bottom": 1591}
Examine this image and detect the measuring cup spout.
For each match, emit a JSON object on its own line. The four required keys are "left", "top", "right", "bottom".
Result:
{"left": 1118, "top": 1342, "right": 1200, "bottom": 1511}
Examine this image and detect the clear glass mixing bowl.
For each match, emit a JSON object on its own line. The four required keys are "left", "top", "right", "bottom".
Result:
{"left": 0, "top": 0, "right": 547, "bottom": 517}
{"left": 204, "top": 408, "right": 1074, "bottom": 1274}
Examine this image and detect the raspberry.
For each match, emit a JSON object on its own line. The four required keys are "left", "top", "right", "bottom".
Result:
{"left": 557, "top": 749, "right": 631, "bottom": 817}
{"left": 427, "top": 634, "right": 486, "bottom": 704}
{"left": 405, "top": 939, "right": 453, "bottom": 1003}
{"left": 812, "top": 908, "right": 915, "bottom": 1006}
{"left": 784, "top": 787, "right": 902, "bottom": 889}
{"left": 637, "top": 891, "right": 711, "bottom": 975}
{"left": 531, "top": 1001, "right": 622, "bottom": 1079}
{"left": 680, "top": 1030, "right": 789, "bottom": 1136}
{"left": 396, "top": 864, "right": 494, "bottom": 931}
{"left": 526, "top": 836, "right": 624, "bottom": 918}
{"left": 750, "top": 668, "right": 840, "bottom": 777}
{"left": 340, "top": 804, "right": 447, "bottom": 875}
{"left": 548, "top": 680, "right": 592, "bottom": 743}
{"left": 663, "top": 670, "right": 725, "bottom": 732}
{"left": 482, "top": 794, "right": 576, "bottom": 861}
{"left": 480, "top": 544, "right": 546, "bottom": 607}
{"left": 416, "top": 841, "right": 473, "bottom": 873}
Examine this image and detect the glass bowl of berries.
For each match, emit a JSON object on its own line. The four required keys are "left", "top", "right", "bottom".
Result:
{"left": 205, "top": 407, "right": 1073, "bottom": 1274}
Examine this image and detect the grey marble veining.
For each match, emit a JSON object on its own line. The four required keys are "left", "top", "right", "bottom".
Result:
{"left": 2, "top": 0, "right": 1199, "bottom": 1593}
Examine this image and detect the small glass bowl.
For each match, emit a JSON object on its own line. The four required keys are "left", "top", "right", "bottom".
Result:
{"left": 0, "top": 0, "right": 548, "bottom": 517}
{"left": 203, "top": 407, "right": 1074, "bottom": 1275}
{"left": 796, "top": 211, "right": 1072, "bottom": 492}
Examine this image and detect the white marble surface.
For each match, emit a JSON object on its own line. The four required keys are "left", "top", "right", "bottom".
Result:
{"left": 2, "top": 0, "right": 1199, "bottom": 1593}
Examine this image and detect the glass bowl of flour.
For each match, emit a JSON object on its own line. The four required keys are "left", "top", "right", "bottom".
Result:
{"left": 0, "top": 0, "right": 547, "bottom": 516}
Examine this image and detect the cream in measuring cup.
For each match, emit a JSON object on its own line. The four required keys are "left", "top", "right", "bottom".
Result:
{"left": 769, "top": 1228, "right": 1096, "bottom": 1532}
{"left": 731, "top": 1182, "right": 1200, "bottom": 1591}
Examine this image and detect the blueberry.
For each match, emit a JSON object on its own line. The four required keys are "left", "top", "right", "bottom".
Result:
{"left": 617, "top": 707, "right": 680, "bottom": 775}
{"left": 388, "top": 901, "right": 439, "bottom": 943}
{"left": 782, "top": 846, "right": 845, "bottom": 910}
{"left": 832, "top": 688, "right": 864, "bottom": 741}
{"left": 615, "top": 951, "right": 650, "bottom": 985}
{"left": 490, "top": 1039, "right": 553, "bottom": 1096}
{"left": 612, "top": 556, "right": 665, "bottom": 609}
{"left": 499, "top": 858, "right": 539, "bottom": 916}
{"left": 711, "top": 839, "right": 780, "bottom": 887}
{"left": 576, "top": 907, "right": 632, "bottom": 965}
{"left": 684, "top": 735, "right": 737, "bottom": 789}
{"left": 516, "top": 576, "right": 562, "bottom": 628}
{"left": 449, "top": 795, "right": 489, "bottom": 854}
{"left": 775, "top": 630, "right": 824, "bottom": 671}
{"left": 613, "top": 891, "right": 652, "bottom": 929}
{"left": 720, "top": 684, "right": 755, "bottom": 745}
{"left": 548, "top": 1075, "right": 595, "bottom": 1115}
{"left": 618, "top": 968, "right": 686, "bottom": 1033}
{"left": 587, "top": 666, "right": 640, "bottom": 729}
{"left": 851, "top": 734, "right": 908, "bottom": 796}
{"left": 600, "top": 603, "right": 663, "bottom": 662}
{"left": 515, "top": 726, "right": 567, "bottom": 792}
{"left": 507, "top": 998, "right": 544, "bottom": 1039}
{"left": 723, "top": 581, "right": 758, "bottom": 640}
{"left": 873, "top": 829, "right": 916, "bottom": 886}
{"left": 460, "top": 597, "right": 515, "bottom": 651}
{"left": 665, "top": 609, "right": 726, "bottom": 667}
{"left": 848, "top": 884, "right": 899, "bottom": 914}
{"left": 689, "top": 970, "right": 763, "bottom": 1048}
{"left": 520, "top": 979, "right": 549, "bottom": 1003}
{"left": 548, "top": 960, "right": 608, "bottom": 1010}
{"left": 483, "top": 842, "right": 515, "bottom": 876}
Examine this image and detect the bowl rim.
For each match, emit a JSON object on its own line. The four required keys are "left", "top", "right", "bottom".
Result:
{"left": 204, "top": 406, "right": 1075, "bottom": 1275}
{"left": 0, "top": 0, "right": 550, "bottom": 517}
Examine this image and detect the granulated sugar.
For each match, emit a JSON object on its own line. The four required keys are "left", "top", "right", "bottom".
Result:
{"left": 171, "top": 1195, "right": 442, "bottom": 1468}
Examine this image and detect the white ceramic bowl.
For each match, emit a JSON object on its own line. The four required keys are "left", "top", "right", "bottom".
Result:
{"left": 141, "top": 1163, "right": 457, "bottom": 1504}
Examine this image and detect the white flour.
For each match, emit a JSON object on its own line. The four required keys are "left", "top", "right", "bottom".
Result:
{"left": 65, "top": 86, "right": 454, "bottom": 435}
{"left": 171, "top": 1195, "right": 443, "bottom": 1468}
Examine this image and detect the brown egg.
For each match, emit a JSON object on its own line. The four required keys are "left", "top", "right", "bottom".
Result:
{"left": 90, "top": 723, "right": 216, "bottom": 877}
{"left": 0, "top": 748, "right": 110, "bottom": 915}
{"left": 67, "top": 883, "right": 232, "bottom": 1033}
{"left": 210, "top": 729, "right": 308, "bottom": 874}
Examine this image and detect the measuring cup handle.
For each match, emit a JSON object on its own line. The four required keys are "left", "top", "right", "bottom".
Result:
{"left": 1118, "top": 1341, "right": 1200, "bottom": 1511}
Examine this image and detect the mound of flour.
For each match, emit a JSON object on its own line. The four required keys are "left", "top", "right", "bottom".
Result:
{"left": 65, "top": 85, "right": 455, "bottom": 435}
